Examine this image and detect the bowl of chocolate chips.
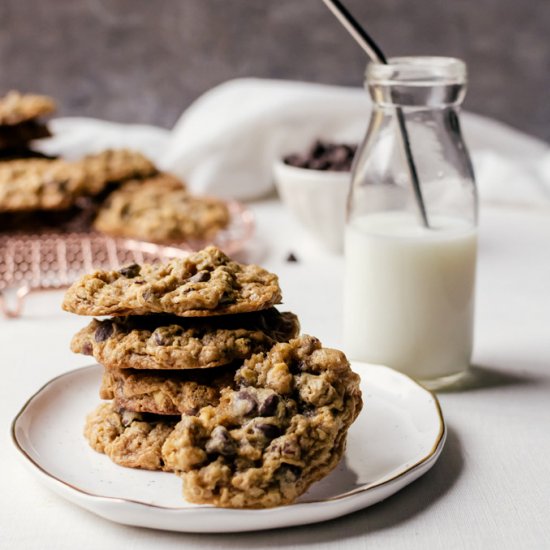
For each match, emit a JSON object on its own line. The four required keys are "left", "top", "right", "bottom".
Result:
{"left": 273, "top": 140, "right": 357, "bottom": 253}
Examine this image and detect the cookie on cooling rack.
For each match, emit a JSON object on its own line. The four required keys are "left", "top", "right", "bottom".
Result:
{"left": 0, "top": 149, "right": 157, "bottom": 213}
{"left": 76, "top": 148, "right": 158, "bottom": 196}
{"left": 72, "top": 309, "right": 299, "bottom": 370}
{"left": 162, "top": 335, "right": 363, "bottom": 508}
{"left": 0, "top": 158, "right": 87, "bottom": 211}
{"left": 93, "top": 174, "right": 230, "bottom": 243}
{"left": 62, "top": 246, "right": 282, "bottom": 317}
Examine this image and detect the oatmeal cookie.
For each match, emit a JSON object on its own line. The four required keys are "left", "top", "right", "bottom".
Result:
{"left": 0, "top": 158, "right": 87, "bottom": 211}
{"left": 72, "top": 309, "right": 299, "bottom": 370}
{"left": 84, "top": 402, "right": 177, "bottom": 471}
{"left": 162, "top": 335, "right": 363, "bottom": 508}
{"left": 0, "top": 91, "right": 56, "bottom": 125}
{"left": 62, "top": 246, "right": 282, "bottom": 317}
{"left": 100, "top": 365, "right": 237, "bottom": 415}
{"left": 77, "top": 149, "right": 158, "bottom": 195}
{"left": 0, "top": 149, "right": 157, "bottom": 212}
{"left": 93, "top": 175, "right": 230, "bottom": 243}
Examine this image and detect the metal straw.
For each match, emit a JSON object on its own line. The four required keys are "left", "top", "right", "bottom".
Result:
{"left": 322, "top": 0, "right": 429, "bottom": 228}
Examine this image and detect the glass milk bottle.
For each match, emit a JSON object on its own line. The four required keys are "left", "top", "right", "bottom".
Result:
{"left": 343, "top": 57, "right": 478, "bottom": 389}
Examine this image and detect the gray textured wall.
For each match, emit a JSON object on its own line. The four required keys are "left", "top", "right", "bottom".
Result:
{"left": 1, "top": 0, "right": 549, "bottom": 141}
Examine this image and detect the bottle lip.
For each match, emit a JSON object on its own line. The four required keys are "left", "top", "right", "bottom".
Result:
{"left": 366, "top": 56, "right": 467, "bottom": 85}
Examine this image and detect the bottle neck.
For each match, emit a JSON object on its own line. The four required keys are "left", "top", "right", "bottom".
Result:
{"left": 368, "top": 83, "right": 466, "bottom": 110}
{"left": 366, "top": 56, "right": 467, "bottom": 110}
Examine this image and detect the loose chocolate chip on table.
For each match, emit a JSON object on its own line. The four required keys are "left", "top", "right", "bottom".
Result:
{"left": 94, "top": 321, "right": 113, "bottom": 342}
{"left": 286, "top": 252, "right": 298, "bottom": 263}
{"left": 118, "top": 263, "right": 141, "bottom": 278}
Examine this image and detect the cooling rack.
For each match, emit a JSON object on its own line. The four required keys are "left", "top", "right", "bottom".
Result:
{"left": 0, "top": 200, "right": 254, "bottom": 318}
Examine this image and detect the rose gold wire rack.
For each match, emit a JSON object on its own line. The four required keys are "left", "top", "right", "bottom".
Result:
{"left": 0, "top": 200, "right": 254, "bottom": 319}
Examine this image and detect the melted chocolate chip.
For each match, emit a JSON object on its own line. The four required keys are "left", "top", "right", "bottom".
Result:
{"left": 255, "top": 423, "right": 281, "bottom": 440}
{"left": 188, "top": 270, "right": 211, "bottom": 283}
{"left": 234, "top": 390, "right": 258, "bottom": 416}
{"left": 118, "top": 263, "right": 141, "bottom": 278}
{"left": 258, "top": 394, "right": 280, "bottom": 417}
{"left": 277, "top": 463, "right": 302, "bottom": 482}
{"left": 94, "top": 321, "right": 113, "bottom": 342}
{"left": 153, "top": 331, "right": 167, "bottom": 346}
{"left": 205, "top": 426, "right": 236, "bottom": 456}
{"left": 81, "top": 341, "right": 93, "bottom": 355}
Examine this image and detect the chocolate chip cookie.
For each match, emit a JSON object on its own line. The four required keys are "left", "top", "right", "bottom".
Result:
{"left": 100, "top": 365, "right": 237, "bottom": 415}
{"left": 0, "top": 149, "right": 157, "bottom": 212}
{"left": 0, "top": 158, "right": 87, "bottom": 211}
{"left": 94, "top": 174, "right": 230, "bottom": 243}
{"left": 62, "top": 246, "right": 282, "bottom": 317}
{"left": 162, "top": 335, "right": 362, "bottom": 508}
{"left": 77, "top": 148, "right": 158, "bottom": 196}
{"left": 72, "top": 309, "right": 299, "bottom": 370}
{"left": 84, "top": 402, "right": 178, "bottom": 471}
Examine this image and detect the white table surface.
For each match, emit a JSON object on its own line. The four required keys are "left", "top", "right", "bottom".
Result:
{"left": 1, "top": 200, "right": 549, "bottom": 549}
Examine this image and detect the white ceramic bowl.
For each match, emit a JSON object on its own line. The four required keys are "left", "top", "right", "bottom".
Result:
{"left": 273, "top": 159, "right": 351, "bottom": 253}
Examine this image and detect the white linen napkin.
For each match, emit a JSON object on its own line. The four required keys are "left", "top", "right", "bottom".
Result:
{"left": 159, "top": 78, "right": 550, "bottom": 207}
{"left": 38, "top": 78, "right": 550, "bottom": 208}
{"left": 38, "top": 117, "right": 170, "bottom": 163}
{"left": 160, "top": 78, "right": 371, "bottom": 200}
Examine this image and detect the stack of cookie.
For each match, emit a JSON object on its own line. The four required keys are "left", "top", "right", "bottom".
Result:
{"left": 0, "top": 90, "right": 230, "bottom": 242}
{"left": 0, "top": 91, "right": 55, "bottom": 159}
{"left": 65, "top": 246, "right": 299, "bottom": 467}
{"left": 63, "top": 246, "right": 362, "bottom": 508}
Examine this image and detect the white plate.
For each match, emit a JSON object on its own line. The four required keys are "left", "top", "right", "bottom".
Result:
{"left": 11, "top": 363, "right": 445, "bottom": 533}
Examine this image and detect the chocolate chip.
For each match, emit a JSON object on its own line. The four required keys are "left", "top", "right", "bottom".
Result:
{"left": 188, "top": 270, "right": 211, "bottom": 283}
{"left": 153, "top": 331, "right": 166, "bottom": 345}
{"left": 255, "top": 423, "right": 281, "bottom": 440}
{"left": 205, "top": 426, "right": 236, "bottom": 456}
{"left": 81, "top": 342, "right": 93, "bottom": 355}
{"left": 118, "top": 263, "right": 141, "bottom": 278}
{"left": 277, "top": 463, "right": 302, "bottom": 482}
{"left": 219, "top": 293, "right": 234, "bottom": 304}
{"left": 286, "top": 252, "right": 298, "bottom": 263}
{"left": 233, "top": 390, "right": 258, "bottom": 416}
{"left": 121, "top": 410, "right": 140, "bottom": 427}
{"left": 259, "top": 394, "right": 280, "bottom": 417}
{"left": 311, "top": 140, "right": 327, "bottom": 159}
{"left": 282, "top": 440, "right": 300, "bottom": 459}
{"left": 94, "top": 321, "right": 113, "bottom": 342}
{"left": 283, "top": 140, "right": 357, "bottom": 172}
{"left": 141, "top": 290, "right": 152, "bottom": 301}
